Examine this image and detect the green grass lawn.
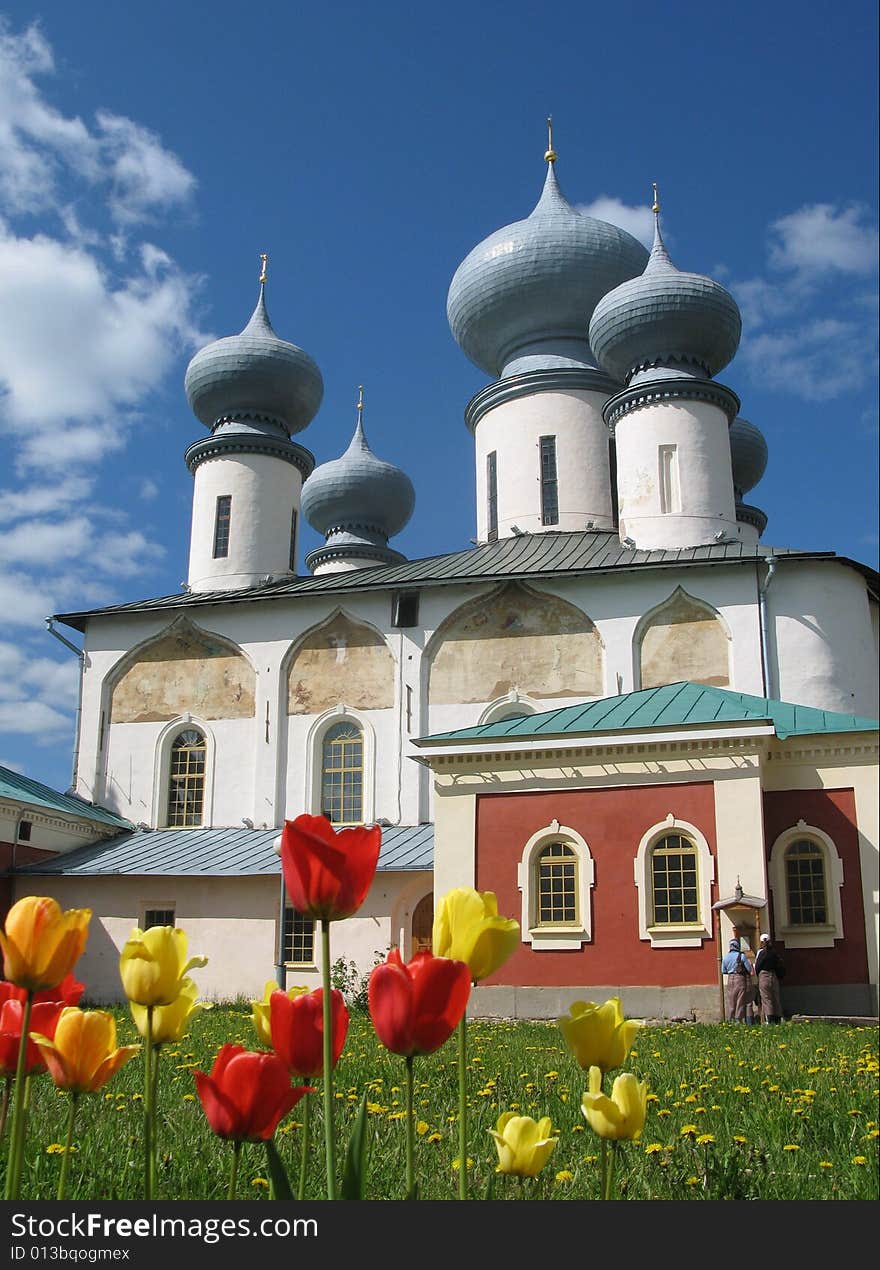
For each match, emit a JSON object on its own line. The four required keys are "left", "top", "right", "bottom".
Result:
{"left": 9, "top": 1006, "right": 878, "bottom": 1201}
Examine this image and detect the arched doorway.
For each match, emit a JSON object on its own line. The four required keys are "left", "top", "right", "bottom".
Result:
{"left": 411, "top": 893, "right": 434, "bottom": 955}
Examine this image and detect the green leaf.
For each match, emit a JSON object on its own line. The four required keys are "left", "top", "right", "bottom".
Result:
{"left": 265, "top": 1138, "right": 294, "bottom": 1201}
{"left": 340, "top": 1091, "right": 370, "bottom": 1200}
{"left": 483, "top": 1169, "right": 496, "bottom": 1201}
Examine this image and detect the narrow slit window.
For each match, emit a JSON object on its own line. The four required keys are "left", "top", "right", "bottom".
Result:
{"left": 213, "top": 495, "right": 232, "bottom": 558}
{"left": 487, "top": 451, "right": 498, "bottom": 541}
{"left": 659, "top": 445, "right": 680, "bottom": 514}
{"left": 288, "top": 507, "right": 298, "bottom": 572}
{"left": 143, "top": 908, "right": 175, "bottom": 930}
{"left": 539, "top": 435, "right": 559, "bottom": 526}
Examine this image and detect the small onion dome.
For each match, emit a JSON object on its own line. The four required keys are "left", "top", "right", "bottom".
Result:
{"left": 302, "top": 402, "right": 415, "bottom": 544}
{"left": 447, "top": 158, "right": 648, "bottom": 379}
{"left": 589, "top": 198, "right": 742, "bottom": 386}
{"left": 729, "top": 416, "right": 768, "bottom": 498}
{"left": 185, "top": 282, "right": 323, "bottom": 434}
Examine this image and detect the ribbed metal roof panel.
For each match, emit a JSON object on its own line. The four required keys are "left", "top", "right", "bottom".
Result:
{"left": 53, "top": 530, "right": 872, "bottom": 633}
{"left": 420, "top": 682, "right": 878, "bottom": 743}
{"left": 17, "top": 824, "right": 434, "bottom": 877}
{"left": 0, "top": 766, "right": 134, "bottom": 830}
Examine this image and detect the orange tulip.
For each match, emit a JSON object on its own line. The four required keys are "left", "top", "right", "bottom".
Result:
{"left": 31, "top": 1007, "right": 139, "bottom": 1094}
{"left": 0, "top": 897, "right": 91, "bottom": 993}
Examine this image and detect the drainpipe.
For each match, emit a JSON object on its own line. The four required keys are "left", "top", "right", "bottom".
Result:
{"left": 757, "top": 555, "right": 777, "bottom": 699}
{"left": 45, "top": 619, "right": 85, "bottom": 794}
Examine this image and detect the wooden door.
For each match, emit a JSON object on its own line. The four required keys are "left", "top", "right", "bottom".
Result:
{"left": 411, "top": 893, "right": 434, "bottom": 954}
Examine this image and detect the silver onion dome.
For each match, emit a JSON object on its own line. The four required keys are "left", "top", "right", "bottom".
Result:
{"left": 302, "top": 393, "right": 415, "bottom": 542}
{"left": 447, "top": 140, "right": 648, "bottom": 379}
{"left": 729, "top": 416, "right": 768, "bottom": 498}
{"left": 185, "top": 273, "right": 323, "bottom": 435}
{"left": 589, "top": 190, "right": 742, "bottom": 386}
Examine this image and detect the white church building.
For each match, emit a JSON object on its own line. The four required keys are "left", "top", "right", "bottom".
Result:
{"left": 3, "top": 146, "right": 877, "bottom": 1020}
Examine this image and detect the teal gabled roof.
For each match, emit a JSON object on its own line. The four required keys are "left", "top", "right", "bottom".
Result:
{"left": 417, "top": 682, "right": 879, "bottom": 745}
{"left": 0, "top": 766, "right": 134, "bottom": 830}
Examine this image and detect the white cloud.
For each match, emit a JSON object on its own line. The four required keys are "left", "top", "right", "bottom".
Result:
{"left": 768, "top": 204, "right": 879, "bottom": 277}
{"left": 0, "top": 698, "right": 72, "bottom": 738}
{"left": 578, "top": 197, "right": 655, "bottom": 248}
{"left": 0, "top": 475, "right": 95, "bottom": 523}
{"left": 0, "top": 515, "right": 164, "bottom": 575}
{"left": 739, "top": 318, "right": 876, "bottom": 401}
{"left": 0, "top": 571, "right": 56, "bottom": 625}
{"left": 97, "top": 111, "right": 196, "bottom": 225}
{"left": 140, "top": 478, "right": 159, "bottom": 501}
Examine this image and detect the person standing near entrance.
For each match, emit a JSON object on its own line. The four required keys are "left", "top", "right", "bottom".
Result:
{"left": 721, "top": 937, "right": 754, "bottom": 1021}
{"left": 755, "top": 932, "right": 785, "bottom": 1023}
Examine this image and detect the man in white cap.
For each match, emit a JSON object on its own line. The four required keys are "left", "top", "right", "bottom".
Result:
{"left": 755, "top": 933, "right": 785, "bottom": 1023}
{"left": 721, "top": 936, "right": 754, "bottom": 1021}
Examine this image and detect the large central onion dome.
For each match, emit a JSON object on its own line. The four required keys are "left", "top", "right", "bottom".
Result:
{"left": 185, "top": 279, "right": 323, "bottom": 434}
{"left": 447, "top": 148, "right": 648, "bottom": 379}
{"left": 301, "top": 390, "right": 415, "bottom": 572}
{"left": 589, "top": 191, "right": 742, "bottom": 386}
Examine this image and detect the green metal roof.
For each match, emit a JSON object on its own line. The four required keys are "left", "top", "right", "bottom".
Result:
{"left": 0, "top": 765, "right": 135, "bottom": 830}
{"left": 52, "top": 529, "right": 878, "bottom": 633}
{"left": 416, "top": 682, "right": 879, "bottom": 745}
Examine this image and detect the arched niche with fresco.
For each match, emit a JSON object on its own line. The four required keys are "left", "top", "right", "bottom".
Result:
{"left": 286, "top": 610, "right": 395, "bottom": 716}
{"left": 636, "top": 587, "right": 731, "bottom": 690}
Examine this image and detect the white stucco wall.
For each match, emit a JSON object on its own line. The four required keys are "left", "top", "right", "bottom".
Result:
{"left": 188, "top": 453, "right": 303, "bottom": 591}
{"left": 473, "top": 389, "right": 614, "bottom": 539}
{"left": 615, "top": 399, "right": 738, "bottom": 549}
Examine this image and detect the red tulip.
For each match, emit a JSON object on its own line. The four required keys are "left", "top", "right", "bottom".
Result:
{"left": 0, "top": 972, "right": 84, "bottom": 1008}
{"left": 368, "top": 949, "right": 471, "bottom": 1057}
{"left": 269, "top": 987, "right": 349, "bottom": 1078}
{"left": 194, "top": 1044, "right": 313, "bottom": 1143}
{"left": 0, "top": 999, "right": 67, "bottom": 1077}
{"left": 280, "top": 814, "right": 381, "bottom": 923}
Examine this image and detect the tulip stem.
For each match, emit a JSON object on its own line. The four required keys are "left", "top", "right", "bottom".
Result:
{"left": 405, "top": 1056, "right": 415, "bottom": 1199}
{"left": 57, "top": 1094, "right": 78, "bottom": 1201}
{"left": 320, "top": 921, "right": 337, "bottom": 1200}
{"left": 297, "top": 1093, "right": 310, "bottom": 1201}
{"left": 604, "top": 1141, "right": 618, "bottom": 1201}
{"left": 143, "top": 1006, "right": 154, "bottom": 1201}
{"left": 457, "top": 1013, "right": 467, "bottom": 1200}
{"left": 228, "top": 1140, "right": 241, "bottom": 1201}
{"left": 3, "top": 988, "right": 33, "bottom": 1200}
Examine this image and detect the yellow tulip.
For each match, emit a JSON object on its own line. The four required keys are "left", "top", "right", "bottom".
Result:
{"left": 250, "top": 980, "right": 309, "bottom": 1047}
{"left": 130, "top": 977, "right": 211, "bottom": 1045}
{"left": 581, "top": 1065, "right": 648, "bottom": 1141}
{"left": 488, "top": 1111, "right": 558, "bottom": 1177}
{"left": 31, "top": 1008, "right": 139, "bottom": 1094}
{"left": 119, "top": 925, "right": 207, "bottom": 1007}
{"left": 558, "top": 997, "right": 642, "bottom": 1075}
{"left": 0, "top": 896, "right": 91, "bottom": 993}
{"left": 432, "top": 888, "right": 519, "bottom": 982}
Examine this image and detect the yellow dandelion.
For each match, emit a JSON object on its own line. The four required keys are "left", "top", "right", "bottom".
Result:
{"left": 46, "top": 1143, "right": 76, "bottom": 1155}
{"left": 571, "top": 1124, "right": 584, "bottom": 1132}
{"left": 819, "top": 1161, "right": 833, "bottom": 1169}
{"left": 427, "top": 1132, "right": 442, "bottom": 1143}
{"left": 783, "top": 1144, "right": 800, "bottom": 1152}
{"left": 182, "top": 1093, "right": 195, "bottom": 1102}
{"left": 852, "top": 1156, "right": 868, "bottom": 1166}
{"left": 686, "top": 1176, "right": 700, "bottom": 1186}
{"left": 696, "top": 1134, "right": 715, "bottom": 1145}
{"left": 657, "top": 1109, "right": 671, "bottom": 1117}
{"left": 554, "top": 1170, "right": 574, "bottom": 1184}
{"left": 680, "top": 1124, "right": 698, "bottom": 1136}
{"left": 251, "top": 1177, "right": 269, "bottom": 1188}
{"left": 732, "top": 1135, "right": 748, "bottom": 1144}
{"left": 645, "top": 1143, "right": 664, "bottom": 1154}
{"left": 416, "top": 1121, "right": 429, "bottom": 1136}
{"left": 451, "top": 1158, "right": 474, "bottom": 1171}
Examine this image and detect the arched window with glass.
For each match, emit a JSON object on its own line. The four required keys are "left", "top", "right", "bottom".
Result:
{"left": 535, "top": 841, "right": 579, "bottom": 927}
{"left": 650, "top": 833, "right": 699, "bottom": 926}
{"left": 166, "top": 728, "right": 206, "bottom": 827}
{"left": 784, "top": 839, "right": 827, "bottom": 925}
{"left": 321, "top": 720, "right": 364, "bottom": 825}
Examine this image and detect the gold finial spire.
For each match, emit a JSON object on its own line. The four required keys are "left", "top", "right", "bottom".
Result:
{"left": 652, "top": 183, "right": 660, "bottom": 215}
{"left": 544, "top": 115, "right": 557, "bottom": 164}
{"left": 357, "top": 384, "right": 364, "bottom": 419}
{"left": 259, "top": 252, "right": 268, "bottom": 285}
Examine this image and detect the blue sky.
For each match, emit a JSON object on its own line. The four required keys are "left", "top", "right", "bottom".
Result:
{"left": 0, "top": 0, "right": 877, "bottom": 793}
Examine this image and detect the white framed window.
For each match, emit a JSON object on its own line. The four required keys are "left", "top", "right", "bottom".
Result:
{"left": 152, "top": 715, "right": 216, "bottom": 828}
{"left": 304, "top": 706, "right": 376, "bottom": 826}
{"left": 517, "top": 819, "right": 594, "bottom": 950}
{"left": 768, "top": 821, "right": 844, "bottom": 948}
{"left": 634, "top": 815, "right": 714, "bottom": 947}
{"left": 282, "top": 906, "right": 316, "bottom": 966}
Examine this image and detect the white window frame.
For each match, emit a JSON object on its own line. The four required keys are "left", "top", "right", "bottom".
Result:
{"left": 304, "top": 705, "right": 376, "bottom": 826}
{"left": 634, "top": 814, "right": 715, "bottom": 948}
{"left": 517, "top": 819, "right": 594, "bottom": 950}
{"left": 152, "top": 715, "right": 215, "bottom": 828}
{"left": 768, "top": 820, "right": 844, "bottom": 948}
